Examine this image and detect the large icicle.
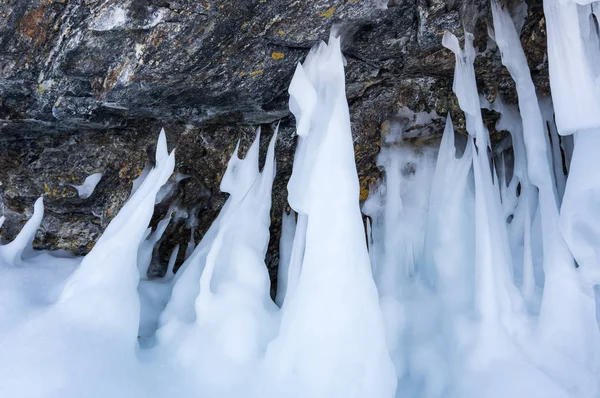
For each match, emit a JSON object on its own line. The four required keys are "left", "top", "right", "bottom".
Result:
{"left": 482, "top": 97, "right": 541, "bottom": 308}
{"left": 493, "top": 2, "right": 600, "bottom": 388}
{"left": 443, "top": 31, "right": 524, "bottom": 343}
{"left": 0, "top": 131, "right": 175, "bottom": 398}
{"left": 423, "top": 116, "right": 475, "bottom": 313}
{"left": 543, "top": 0, "right": 600, "bottom": 134}
{"left": 158, "top": 131, "right": 264, "bottom": 333}
{"left": 260, "top": 34, "right": 396, "bottom": 398}
{"left": 58, "top": 130, "right": 175, "bottom": 338}
{"left": 156, "top": 130, "right": 279, "bottom": 397}
{"left": 441, "top": 29, "right": 577, "bottom": 398}
{"left": 442, "top": 31, "right": 489, "bottom": 148}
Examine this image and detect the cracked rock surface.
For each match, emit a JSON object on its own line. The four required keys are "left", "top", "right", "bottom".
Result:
{"left": 0, "top": 0, "right": 547, "bottom": 283}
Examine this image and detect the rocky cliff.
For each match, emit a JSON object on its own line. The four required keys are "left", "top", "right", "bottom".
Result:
{"left": 0, "top": 0, "right": 547, "bottom": 284}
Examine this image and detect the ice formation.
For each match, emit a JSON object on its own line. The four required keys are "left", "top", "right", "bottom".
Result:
{"left": 259, "top": 33, "right": 396, "bottom": 398}
{"left": 71, "top": 172, "right": 103, "bottom": 199}
{"left": 0, "top": 2, "right": 599, "bottom": 397}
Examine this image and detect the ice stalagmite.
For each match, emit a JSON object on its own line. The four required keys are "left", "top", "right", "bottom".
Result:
{"left": 417, "top": 115, "right": 475, "bottom": 398}
{"left": 364, "top": 116, "right": 468, "bottom": 397}
{"left": 444, "top": 30, "right": 523, "bottom": 346}
{"left": 423, "top": 116, "right": 475, "bottom": 313}
{"left": 442, "top": 28, "right": 578, "bottom": 398}
{"left": 2, "top": 7, "right": 600, "bottom": 397}
{"left": 541, "top": 0, "right": 600, "bottom": 390}
{"left": 0, "top": 131, "right": 175, "bottom": 398}
{"left": 158, "top": 131, "right": 264, "bottom": 332}
{"left": 492, "top": 3, "right": 600, "bottom": 391}
{"left": 482, "top": 97, "right": 541, "bottom": 308}
{"left": 261, "top": 34, "right": 396, "bottom": 398}
{"left": 59, "top": 130, "right": 174, "bottom": 338}
{"left": 156, "top": 130, "right": 279, "bottom": 397}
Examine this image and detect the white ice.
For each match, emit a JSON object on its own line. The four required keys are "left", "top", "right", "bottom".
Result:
{"left": 259, "top": 33, "right": 396, "bottom": 398}
{"left": 71, "top": 172, "right": 102, "bottom": 199}
{"left": 0, "top": 4, "right": 599, "bottom": 398}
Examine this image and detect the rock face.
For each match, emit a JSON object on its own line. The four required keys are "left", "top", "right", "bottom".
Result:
{"left": 0, "top": 0, "right": 547, "bottom": 283}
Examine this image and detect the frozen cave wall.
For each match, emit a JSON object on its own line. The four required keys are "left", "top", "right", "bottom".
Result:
{"left": 0, "top": 0, "right": 548, "bottom": 285}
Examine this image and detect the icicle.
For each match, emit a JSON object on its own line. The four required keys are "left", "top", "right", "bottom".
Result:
{"left": 137, "top": 213, "right": 172, "bottom": 278}
{"left": 560, "top": 130, "right": 600, "bottom": 279}
{"left": 442, "top": 31, "right": 489, "bottom": 148}
{"left": 165, "top": 244, "right": 179, "bottom": 281}
{"left": 538, "top": 97, "right": 567, "bottom": 201}
{"left": 543, "top": 0, "right": 600, "bottom": 134}
{"left": 184, "top": 229, "right": 195, "bottom": 260}
{"left": 521, "top": 201, "right": 536, "bottom": 306}
{"left": 490, "top": 3, "right": 600, "bottom": 393}
{"left": 275, "top": 208, "right": 296, "bottom": 307}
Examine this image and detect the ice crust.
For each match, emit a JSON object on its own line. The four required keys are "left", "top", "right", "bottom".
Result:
{"left": 0, "top": 5, "right": 599, "bottom": 398}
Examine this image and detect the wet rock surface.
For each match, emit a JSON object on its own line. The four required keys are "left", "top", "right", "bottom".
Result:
{"left": 0, "top": 0, "right": 547, "bottom": 283}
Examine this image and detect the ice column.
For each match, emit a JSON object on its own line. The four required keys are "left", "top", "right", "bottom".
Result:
{"left": 261, "top": 34, "right": 396, "bottom": 398}
{"left": 158, "top": 130, "right": 279, "bottom": 397}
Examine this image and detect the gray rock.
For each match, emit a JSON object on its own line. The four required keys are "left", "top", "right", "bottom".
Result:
{"left": 0, "top": 0, "right": 547, "bottom": 291}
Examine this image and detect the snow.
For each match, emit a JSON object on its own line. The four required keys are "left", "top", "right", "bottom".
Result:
{"left": 0, "top": 6, "right": 600, "bottom": 398}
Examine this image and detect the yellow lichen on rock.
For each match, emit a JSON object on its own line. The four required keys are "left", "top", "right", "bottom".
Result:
{"left": 320, "top": 7, "right": 336, "bottom": 18}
